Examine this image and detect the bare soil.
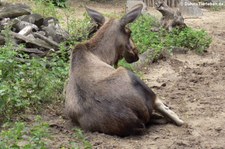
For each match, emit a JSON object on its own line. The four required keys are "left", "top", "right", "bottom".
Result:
{"left": 23, "top": 4, "right": 225, "bottom": 149}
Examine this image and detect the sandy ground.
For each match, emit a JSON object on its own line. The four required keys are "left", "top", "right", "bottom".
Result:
{"left": 12, "top": 1, "right": 225, "bottom": 148}
{"left": 85, "top": 10, "right": 225, "bottom": 149}
{"left": 41, "top": 9, "right": 225, "bottom": 148}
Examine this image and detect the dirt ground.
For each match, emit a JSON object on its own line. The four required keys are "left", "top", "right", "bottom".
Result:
{"left": 23, "top": 2, "right": 225, "bottom": 148}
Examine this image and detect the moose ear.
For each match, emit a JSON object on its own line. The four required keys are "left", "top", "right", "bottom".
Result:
{"left": 86, "top": 6, "right": 105, "bottom": 25}
{"left": 120, "top": 4, "right": 143, "bottom": 27}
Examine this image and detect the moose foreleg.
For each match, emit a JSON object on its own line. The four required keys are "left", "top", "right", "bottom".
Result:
{"left": 154, "top": 98, "right": 184, "bottom": 126}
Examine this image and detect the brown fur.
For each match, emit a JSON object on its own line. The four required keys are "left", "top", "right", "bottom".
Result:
{"left": 64, "top": 5, "right": 185, "bottom": 137}
{"left": 65, "top": 14, "right": 158, "bottom": 136}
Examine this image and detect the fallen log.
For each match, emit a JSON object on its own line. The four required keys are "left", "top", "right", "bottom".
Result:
{"left": 13, "top": 20, "right": 38, "bottom": 32}
{"left": 42, "top": 25, "right": 70, "bottom": 43}
{"left": 33, "top": 32, "right": 59, "bottom": 49}
{"left": 18, "top": 25, "right": 35, "bottom": 36}
{"left": 41, "top": 17, "right": 69, "bottom": 43}
{"left": 20, "top": 48, "right": 45, "bottom": 55}
{"left": 10, "top": 31, "right": 55, "bottom": 50}
{"left": 155, "top": 0, "right": 187, "bottom": 31}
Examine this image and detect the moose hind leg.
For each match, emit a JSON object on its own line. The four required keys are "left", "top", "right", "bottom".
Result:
{"left": 154, "top": 97, "right": 184, "bottom": 126}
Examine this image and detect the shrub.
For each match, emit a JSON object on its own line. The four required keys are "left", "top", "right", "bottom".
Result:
{"left": 69, "top": 129, "right": 92, "bottom": 149}
{"left": 33, "top": 0, "right": 58, "bottom": 18}
{"left": 51, "top": 0, "right": 68, "bottom": 7}
{"left": 65, "top": 12, "right": 93, "bottom": 43}
{"left": 0, "top": 29, "right": 69, "bottom": 121}
{"left": 165, "top": 27, "right": 212, "bottom": 54}
{"left": 210, "top": 5, "right": 225, "bottom": 11}
{"left": 130, "top": 14, "right": 212, "bottom": 60}
{"left": 130, "top": 15, "right": 159, "bottom": 54}
{"left": 33, "top": 0, "right": 68, "bottom": 8}
{"left": 117, "top": 14, "right": 212, "bottom": 69}
{"left": 0, "top": 116, "right": 49, "bottom": 148}
{"left": 0, "top": 2, "right": 96, "bottom": 121}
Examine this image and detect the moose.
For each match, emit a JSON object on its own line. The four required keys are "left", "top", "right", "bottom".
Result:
{"left": 65, "top": 4, "right": 184, "bottom": 137}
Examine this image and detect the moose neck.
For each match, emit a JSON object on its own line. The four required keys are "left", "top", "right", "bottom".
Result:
{"left": 87, "top": 20, "right": 120, "bottom": 66}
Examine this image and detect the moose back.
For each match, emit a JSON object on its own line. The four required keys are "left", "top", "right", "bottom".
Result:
{"left": 65, "top": 4, "right": 184, "bottom": 137}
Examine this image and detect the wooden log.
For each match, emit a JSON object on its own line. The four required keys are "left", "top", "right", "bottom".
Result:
{"left": 156, "top": 1, "right": 174, "bottom": 18}
{"left": 13, "top": 20, "right": 38, "bottom": 32}
{"left": 155, "top": 0, "right": 187, "bottom": 31}
{"left": 18, "top": 25, "right": 34, "bottom": 36}
{"left": 10, "top": 31, "right": 54, "bottom": 50}
{"left": 41, "top": 25, "right": 70, "bottom": 43}
{"left": 20, "top": 48, "right": 45, "bottom": 55}
{"left": 40, "top": 17, "right": 70, "bottom": 43}
{"left": 0, "top": 3, "right": 31, "bottom": 19}
{"left": 33, "top": 32, "right": 59, "bottom": 49}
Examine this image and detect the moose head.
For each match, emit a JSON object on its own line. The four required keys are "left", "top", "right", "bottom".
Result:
{"left": 86, "top": 4, "right": 143, "bottom": 66}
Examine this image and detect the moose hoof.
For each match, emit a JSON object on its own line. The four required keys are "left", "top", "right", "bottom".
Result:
{"left": 175, "top": 119, "right": 184, "bottom": 126}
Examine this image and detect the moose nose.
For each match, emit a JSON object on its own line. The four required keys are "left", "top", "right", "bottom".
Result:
{"left": 136, "top": 56, "right": 139, "bottom": 61}
{"left": 125, "top": 54, "right": 139, "bottom": 63}
{"left": 132, "top": 55, "right": 139, "bottom": 62}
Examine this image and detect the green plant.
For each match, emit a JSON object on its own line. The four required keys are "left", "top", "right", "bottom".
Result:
{"left": 131, "top": 15, "right": 159, "bottom": 54}
{"left": 33, "top": 0, "right": 68, "bottom": 8}
{"left": 69, "top": 128, "right": 92, "bottom": 149}
{"left": 0, "top": 28, "right": 69, "bottom": 121}
{"left": 130, "top": 14, "right": 212, "bottom": 62}
{"left": 0, "top": 116, "right": 49, "bottom": 149}
{"left": 210, "top": 4, "right": 225, "bottom": 11}
{"left": 33, "top": 0, "right": 58, "bottom": 18}
{"left": 64, "top": 10, "right": 93, "bottom": 43}
{"left": 118, "top": 59, "right": 134, "bottom": 71}
{"left": 165, "top": 27, "right": 212, "bottom": 54}
{"left": 51, "top": 0, "right": 68, "bottom": 7}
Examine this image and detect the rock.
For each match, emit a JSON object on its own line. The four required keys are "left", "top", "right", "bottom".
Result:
{"left": 21, "top": 13, "right": 44, "bottom": 28}
{"left": 42, "top": 17, "right": 59, "bottom": 27}
{"left": 0, "top": 3, "right": 31, "bottom": 19}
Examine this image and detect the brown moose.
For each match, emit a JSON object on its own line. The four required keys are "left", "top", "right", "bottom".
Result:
{"left": 65, "top": 4, "right": 184, "bottom": 137}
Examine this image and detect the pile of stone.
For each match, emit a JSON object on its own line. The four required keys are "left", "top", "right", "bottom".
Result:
{"left": 0, "top": 2, "right": 69, "bottom": 57}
